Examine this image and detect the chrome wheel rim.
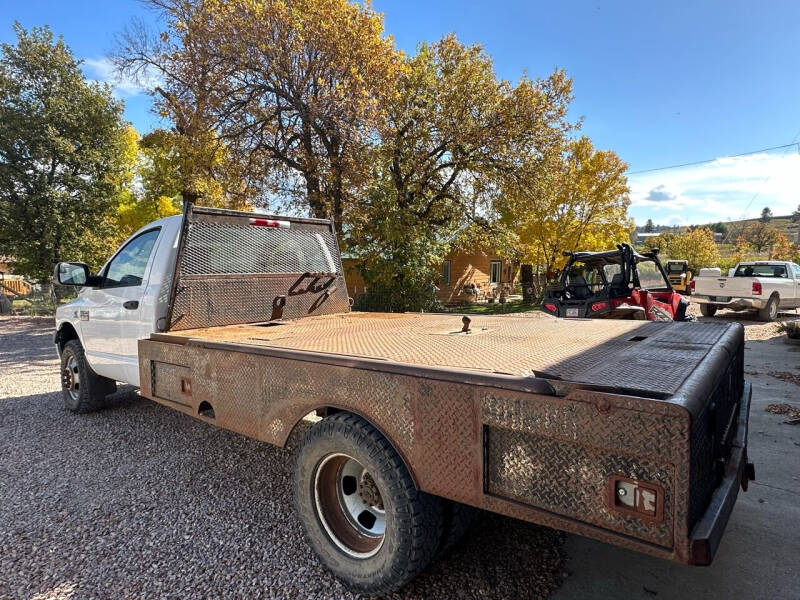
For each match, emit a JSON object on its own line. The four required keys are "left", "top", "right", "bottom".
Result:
{"left": 61, "top": 355, "right": 80, "bottom": 400}
{"left": 313, "top": 453, "right": 386, "bottom": 558}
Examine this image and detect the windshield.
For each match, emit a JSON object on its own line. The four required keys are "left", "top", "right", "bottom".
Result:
{"left": 734, "top": 264, "right": 787, "bottom": 278}
{"left": 564, "top": 261, "right": 608, "bottom": 293}
{"left": 666, "top": 262, "right": 686, "bottom": 273}
{"left": 636, "top": 260, "right": 669, "bottom": 289}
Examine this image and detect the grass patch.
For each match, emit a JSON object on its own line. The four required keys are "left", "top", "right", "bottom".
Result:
{"left": 441, "top": 299, "right": 540, "bottom": 315}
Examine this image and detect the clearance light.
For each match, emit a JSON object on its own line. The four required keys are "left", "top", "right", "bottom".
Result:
{"left": 249, "top": 218, "right": 290, "bottom": 228}
{"left": 752, "top": 281, "right": 762, "bottom": 295}
{"left": 591, "top": 302, "right": 608, "bottom": 312}
{"left": 544, "top": 303, "right": 557, "bottom": 313}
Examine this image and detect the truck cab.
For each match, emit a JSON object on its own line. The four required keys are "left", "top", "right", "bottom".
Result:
{"left": 54, "top": 216, "right": 182, "bottom": 386}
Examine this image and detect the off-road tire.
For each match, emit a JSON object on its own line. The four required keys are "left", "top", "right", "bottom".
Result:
{"left": 439, "top": 500, "right": 478, "bottom": 555}
{"left": 700, "top": 304, "right": 717, "bottom": 317}
{"left": 60, "top": 340, "right": 116, "bottom": 413}
{"left": 294, "top": 413, "right": 444, "bottom": 594}
{"left": 758, "top": 294, "right": 779, "bottom": 322}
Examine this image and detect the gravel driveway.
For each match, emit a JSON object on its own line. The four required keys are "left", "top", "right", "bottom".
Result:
{"left": 0, "top": 318, "right": 564, "bottom": 600}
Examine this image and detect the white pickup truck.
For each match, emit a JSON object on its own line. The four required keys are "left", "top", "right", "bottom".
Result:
{"left": 692, "top": 261, "right": 800, "bottom": 321}
{"left": 51, "top": 204, "right": 755, "bottom": 593}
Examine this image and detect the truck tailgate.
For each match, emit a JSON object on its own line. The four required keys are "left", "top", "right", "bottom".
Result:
{"left": 695, "top": 275, "right": 751, "bottom": 298}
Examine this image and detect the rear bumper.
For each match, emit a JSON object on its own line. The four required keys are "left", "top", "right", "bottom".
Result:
{"left": 688, "top": 381, "right": 753, "bottom": 565}
{"left": 692, "top": 295, "right": 767, "bottom": 310}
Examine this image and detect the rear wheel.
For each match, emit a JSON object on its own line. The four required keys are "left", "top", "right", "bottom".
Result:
{"left": 60, "top": 340, "right": 116, "bottom": 413}
{"left": 294, "top": 413, "right": 444, "bottom": 594}
{"left": 758, "top": 295, "right": 779, "bottom": 322}
{"left": 700, "top": 304, "right": 717, "bottom": 317}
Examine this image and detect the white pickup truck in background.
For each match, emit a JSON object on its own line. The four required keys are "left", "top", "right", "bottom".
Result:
{"left": 692, "top": 261, "right": 800, "bottom": 321}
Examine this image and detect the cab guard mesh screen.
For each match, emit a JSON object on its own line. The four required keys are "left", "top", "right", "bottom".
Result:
{"left": 166, "top": 205, "right": 350, "bottom": 331}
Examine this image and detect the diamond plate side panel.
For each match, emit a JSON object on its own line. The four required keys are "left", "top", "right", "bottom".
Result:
{"left": 151, "top": 361, "right": 191, "bottom": 405}
{"left": 412, "top": 381, "right": 481, "bottom": 504}
{"left": 137, "top": 338, "right": 694, "bottom": 561}
{"left": 486, "top": 428, "right": 674, "bottom": 547}
{"left": 483, "top": 390, "right": 687, "bottom": 463}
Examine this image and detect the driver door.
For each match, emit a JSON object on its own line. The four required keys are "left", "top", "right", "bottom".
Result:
{"left": 80, "top": 228, "right": 162, "bottom": 382}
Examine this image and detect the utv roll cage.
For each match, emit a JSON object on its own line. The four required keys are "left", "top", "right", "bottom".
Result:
{"left": 555, "top": 243, "right": 672, "bottom": 298}
{"left": 541, "top": 243, "right": 685, "bottom": 320}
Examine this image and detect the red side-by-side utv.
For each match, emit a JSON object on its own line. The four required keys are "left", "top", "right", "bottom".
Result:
{"left": 541, "top": 243, "right": 692, "bottom": 321}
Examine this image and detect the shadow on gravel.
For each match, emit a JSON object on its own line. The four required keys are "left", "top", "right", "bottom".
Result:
{"left": 0, "top": 384, "right": 564, "bottom": 600}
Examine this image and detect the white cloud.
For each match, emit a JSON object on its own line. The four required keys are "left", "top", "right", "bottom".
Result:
{"left": 82, "top": 56, "right": 161, "bottom": 98}
{"left": 643, "top": 184, "right": 677, "bottom": 203}
{"left": 628, "top": 151, "right": 800, "bottom": 226}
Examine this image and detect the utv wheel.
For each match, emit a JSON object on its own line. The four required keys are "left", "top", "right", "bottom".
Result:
{"left": 294, "top": 413, "right": 444, "bottom": 594}
{"left": 699, "top": 304, "right": 717, "bottom": 317}
{"left": 758, "top": 295, "right": 779, "bottom": 322}
{"left": 60, "top": 340, "right": 116, "bottom": 413}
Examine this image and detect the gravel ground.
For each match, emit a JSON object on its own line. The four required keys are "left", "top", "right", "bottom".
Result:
{"left": 0, "top": 318, "right": 565, "bottom": 600}
{"left": 686, "top": 301, "right": 800, "bottom": 340}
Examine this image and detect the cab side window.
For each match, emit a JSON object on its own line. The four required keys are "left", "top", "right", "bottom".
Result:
{"left": 104, "top": 229, "right": 160, "bottom": 288}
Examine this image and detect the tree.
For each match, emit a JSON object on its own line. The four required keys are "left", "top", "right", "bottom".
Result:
{"left": 645, "top": 228, "right": 720, "bottom": 273}
{"left": 346, "top": 35, "right": 573, "bottom": 309}
{"left": 112, "top": 129, "right": 183, "bottom": 242}
{"left": 501, "top": 137, "right": 632, "bottom": 285}
{"left": 644, "top": 219, "right": 654, "bottom": 233}
{"left": 770, "top": 233, "right": 800, "bottom": 262}
{"left": 744, "top": 221, "right": 777, "bottom": 253}
{"left": 760, "top": 206, "right": 772, "bottom": 223}
{"left": 791, "top": 204, "right": 800, "bottom": 223}
{"left": 117, "top": 0, "right": 401, "bottom": 225}
{"left": 0, "top": 24, "right": 129, "bottom": 280}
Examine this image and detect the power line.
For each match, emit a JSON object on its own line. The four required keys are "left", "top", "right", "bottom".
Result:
{"left": 627, "top": 142, "right": 800, "bottom": 175}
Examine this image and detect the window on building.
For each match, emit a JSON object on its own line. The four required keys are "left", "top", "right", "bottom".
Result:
{"left": 442, "top": 260, "right": 451, "bottom": 285}
{"left": 490, "top": 260, "right": 502, "bottom": 284}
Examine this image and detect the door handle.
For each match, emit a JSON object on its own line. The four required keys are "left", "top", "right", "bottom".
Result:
{"left": 123, "top": 300, "right": 139, "bottom": 310}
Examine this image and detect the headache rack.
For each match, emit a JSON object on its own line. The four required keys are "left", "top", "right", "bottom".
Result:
{"left": 164, "top": 204, "right": 351, "bottom": 332}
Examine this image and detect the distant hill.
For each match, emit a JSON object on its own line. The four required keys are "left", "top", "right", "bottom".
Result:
{"left": 637, "top": 215, "right": 799, "bottom": 242}
{"left": 700, "top": 215, "right": 798, "bottom": 242}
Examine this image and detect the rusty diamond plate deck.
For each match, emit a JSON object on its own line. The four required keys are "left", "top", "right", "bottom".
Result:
{"left": 141, "top": 313, "right": 742, "bottom": 564}
{"left": 160, "top": 313, "right": 734, "bottom": 400}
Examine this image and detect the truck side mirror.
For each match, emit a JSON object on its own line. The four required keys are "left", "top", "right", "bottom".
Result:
{"left": 54, "top": 262, "right": 97, "bottom": 287}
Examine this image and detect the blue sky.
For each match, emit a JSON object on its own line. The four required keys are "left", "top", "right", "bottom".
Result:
{"left": 3, "top": 0, "right": 800, "bottom": 226}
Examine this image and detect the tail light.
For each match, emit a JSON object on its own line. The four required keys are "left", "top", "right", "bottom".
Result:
{"left": 544, "top": 303, "right": 557, "bottom": 313}
{"left": 690, "top": 280, "right": 696, "bottom": 292}
{"left": 591, "top": 301, "right": 608, "bottom": 312}
{"left": 752, "top": 281, "right": 762, "bottom": 296}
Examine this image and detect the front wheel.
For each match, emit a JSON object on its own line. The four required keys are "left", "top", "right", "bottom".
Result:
{"left": 700, "top": 304, "right": 717, "bottom": 317}
{"left": 60, "top": 340, "right": 116, "bottom": 413}
{"left": 294, "top": 413, "right": 444, "bottom": 594}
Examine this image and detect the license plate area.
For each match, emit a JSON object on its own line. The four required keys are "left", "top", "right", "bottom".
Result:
{"left": 566, "top": 308, "right": 579, "bottom": 317}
